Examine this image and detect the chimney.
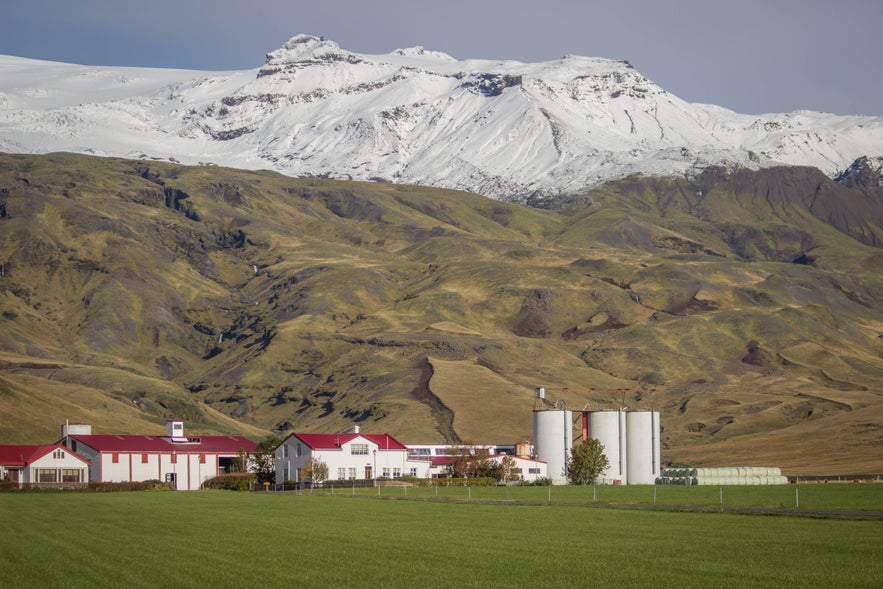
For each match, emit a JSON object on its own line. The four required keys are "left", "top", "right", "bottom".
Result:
{"left": 61, "top": 423, "right": 92, "bottom": 438}
{"left": 353, "top": 425, "right": 360, "bottom": 434}
{"left": 167, "top": 420, "right": 186, "bottom": 441}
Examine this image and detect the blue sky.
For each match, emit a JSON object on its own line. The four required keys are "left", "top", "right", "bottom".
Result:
{"left": 2, "top": 0, "right": 881, "bottom": 116}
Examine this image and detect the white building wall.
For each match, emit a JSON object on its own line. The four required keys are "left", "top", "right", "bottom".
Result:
{"left": 275, "top": 438, "right": 311, "bottom": 485}
{"left": 66, "top": 443, "right": 101, "bottom": 482}
{"left": 24, "top": 451, "right": 89, "bottom": 484}
{"left": 83, "top": 451, "right": 219, "bottom": 489}
{"left": 100, "top": 453, "right": 133, "bottom": 482}
{"left": 499, "top": 455, "right": 547, "bottom": 483}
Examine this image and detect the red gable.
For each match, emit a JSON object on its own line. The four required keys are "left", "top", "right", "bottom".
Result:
{"left": 290, "top": 432, "right": 407, "bottom": 451}
{"left": 0, "top": 444, "right": 90, "bottom": 466}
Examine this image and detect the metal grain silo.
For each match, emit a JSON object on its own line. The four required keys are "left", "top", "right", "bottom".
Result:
{"left": 585, "top": 410, "right": 627, "bottom": 484}
{"left": 533, "top": 408, "right": 573, "bottom": 485}
{"left": 625, "top": 411, "right": 661, "bottom": 485}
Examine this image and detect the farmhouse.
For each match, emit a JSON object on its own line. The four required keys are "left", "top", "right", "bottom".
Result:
{"left": 275, "top": 427, "right": 431, "bottom": 484}
{"left": 275, "top": 428, "right": 549, "bottom": 485}
{"left": 0, "top": 444, "right": 90, "bottom": 488}
{"left": 60, "top": 420, "right": 257, "bottom": 490}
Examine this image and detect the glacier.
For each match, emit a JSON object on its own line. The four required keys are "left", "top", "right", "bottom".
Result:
{"left": 1, "top": 34, "right": 881, "bottom": 202}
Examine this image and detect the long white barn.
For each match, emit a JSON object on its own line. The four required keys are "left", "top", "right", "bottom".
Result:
{"left": 61, "top": 421, "right": 257, "bottom": 490}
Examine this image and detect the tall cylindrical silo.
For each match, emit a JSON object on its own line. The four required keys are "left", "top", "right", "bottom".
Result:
{"left": 533, "top": 409, "right": 572, "bottom": 485}
{"left": 585, "top": 410, "right": 627, "bottom": 484}
{"left": 626, "top": 411, "right": 661, "bottom": 485}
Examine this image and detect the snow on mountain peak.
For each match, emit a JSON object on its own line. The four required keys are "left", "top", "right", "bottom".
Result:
{"left": 1, "top": 35, "right": 882, "bottom": 202}
{"left": 393, "top": 46, "right": 456, "bottom": 62}
{"left": 260, "top": 34, "right": 365, "bottom": 77}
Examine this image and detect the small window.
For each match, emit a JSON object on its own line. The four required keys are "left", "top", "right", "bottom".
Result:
{"left": 351, "top": 443, "right": 368, "bottom": 455}
{"left": 111, "top": 453, "right": 119, "bottom": 464}
{"left": 410, "top": 468, "right": 417, "bottom": 477}
{"left": 393, "top": 467, "right": 402, "bottom": 478}
{"left": 338, "top": 467, "right": 346, "bottom": 480}
{"left": 348, "top": 467, "right": 356, "bottom": 480}
{"left": 141, "top": 453, "right": 149, "bottom": 464}
{"left": 62, "top": 469, "right": 81, "bottom": 483}
{"left": 282, "top": 445, "right": 289, "bottom": 458}
{"left": 38, "top": 468, "right": 57, "bottom": 483}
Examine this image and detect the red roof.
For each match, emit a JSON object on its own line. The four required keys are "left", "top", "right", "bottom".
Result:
{"left": 0, "top": 444, "right": 90, "bottom": 466}
{"left": 68, "top": 434, "right": 257, "bottom": 454}
{"left": 429, "top": 455, "right": 458, "bottom": 466}
{"left": 428, "top": 454, "right": 547, "bottom": 466}
{"left": 289, "top": 432, "right": 407, "bottom": 451}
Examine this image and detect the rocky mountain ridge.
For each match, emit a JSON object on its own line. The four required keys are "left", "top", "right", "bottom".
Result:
{"left": 1, "top": 34, "right": 882, "bottom": 202}
{"left": 1, "top": 153, "right": 881, "bottom": 474}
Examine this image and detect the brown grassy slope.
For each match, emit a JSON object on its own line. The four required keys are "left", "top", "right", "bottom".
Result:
{"left": 0, "top": 153, "right": 881, "bottom": 473}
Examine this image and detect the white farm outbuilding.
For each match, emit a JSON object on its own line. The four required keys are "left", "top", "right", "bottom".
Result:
{"left": 425, "top": 454, "right": 548, "bottom": 482}
{"left": 0, "top": 444, "right": 90, "bottom": 487}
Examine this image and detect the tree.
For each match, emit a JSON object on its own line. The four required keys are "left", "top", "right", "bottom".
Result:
{"left": 449, "top": 444, "right": 492, "bottom": 478}
{"left": 567, "top": 438, "right": 609, "bottom": 485}
{"left": 496, "top": 455, "right": 521, "bottom": 484}
{"left": 300, "top": 457, "right": 328, "bottom": 486}
{"left": 250, "top": 434, "right": 282, "bottom": 484}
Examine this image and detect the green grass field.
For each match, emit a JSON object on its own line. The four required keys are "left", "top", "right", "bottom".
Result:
{"left": 1, "top": 488, "right": 881, "bottom": 588}
{"left": 319, "top": 481, "right": 883, "bottom": 511}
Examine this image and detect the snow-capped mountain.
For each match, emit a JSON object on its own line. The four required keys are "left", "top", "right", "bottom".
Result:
{"left": 2, "top": 34, "right": 882, "bottom": 201}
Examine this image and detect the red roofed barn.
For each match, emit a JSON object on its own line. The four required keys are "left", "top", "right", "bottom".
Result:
{"left": 61, "top": 421, "right": 257, "bottom": 490}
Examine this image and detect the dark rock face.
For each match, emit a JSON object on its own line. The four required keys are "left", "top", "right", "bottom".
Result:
{"left": 460, "top": 73, "right": 523, "bottom": 97}
{"left": 614, "top": 165, "right": 883, "bottom": 249}
{"left": 512, "top": 289, "right": 552, "bottom": 337}
{"left": 835, "top": 156, "right": 883, "bottom": 207}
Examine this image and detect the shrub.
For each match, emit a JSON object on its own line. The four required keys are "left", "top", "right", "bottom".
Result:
{"left": 201, "top": 472, "right": 256, "bottom": 491}
{"left": 427, "top": 477, "right": 496, "bottom": 487}
{"left": 0, "top": 480, "right": 172, "bottom": 493}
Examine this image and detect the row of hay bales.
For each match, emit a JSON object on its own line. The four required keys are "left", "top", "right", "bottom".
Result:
{"left": 657, "top": 466, "right": 788, "bottom": 485}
